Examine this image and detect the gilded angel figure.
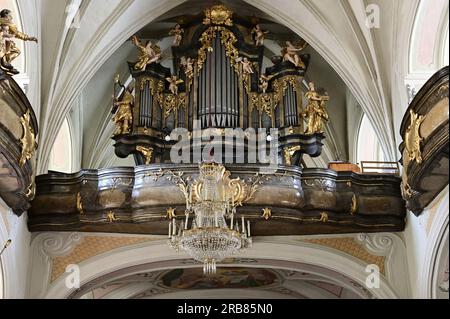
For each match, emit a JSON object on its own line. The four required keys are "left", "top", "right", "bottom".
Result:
{"left": 0, "top": 9, "right": 38, "bottom": 74}
{"left": 131, "top": 35, "right": 161, "bottom": 71}
{"left": 166, "top": 75, "right": 184, "bottom": 96}
{"left": 180, "top": 56, "right": 195, "bottom": 79}
{"left": 282, "top": 40, "right": 307, "bottom": 68}
{"left": 302, "top": 82, "right": 329, "bottom": 134}
{"left": 251, "top": 24, "right": 269, "bottom": 46}
{"left": 112, "top": 86, "right": 134, "bottom": 135}
{"left": 237, "top": 57, "right": 254, "bottom": 75}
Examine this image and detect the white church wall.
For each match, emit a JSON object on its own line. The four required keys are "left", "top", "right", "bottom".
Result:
{"left": 404, "top": 186, "right": 449, "bottom": 298}
{"left": 0, "top": 199, "right": 31, "bottom": 299}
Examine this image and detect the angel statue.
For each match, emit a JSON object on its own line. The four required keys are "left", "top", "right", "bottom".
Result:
{"left": 131, "top": 35, "right": 161, "bottom": 71}
{"left": 237, "top": 57, "right": 254, "bottom": 75}
{"left": 259, "top": 74, "right": 271, "bottom": 93}
{"left": 282, "top": 40, "right": 307, "bottom": 68}
{"left": 251, "top": 24, "right": 269, "bottom": 46}
{"left": 166, "top": 75, "right": 184, "bottom": 96}
{"left": 302, "top": 82, "right": 329, "bottom": 135}
{"left": 180, "top": 56, "right": 195, "bottom": 79}
{"left": 0, "top": 9, "right": 38, "bottom": 75}
{"left": 112, "top": 84, "right": 134, "bottom": 136}
{"left": 169, "top": 24, "right": 184, "bottom": 46}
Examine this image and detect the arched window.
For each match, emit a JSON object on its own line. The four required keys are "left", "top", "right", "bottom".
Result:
{"left": 356, "top": 115, "right": 385, "bottom": 164}
{"left": 48, "top": 118, "right": 73, "bottom": 173}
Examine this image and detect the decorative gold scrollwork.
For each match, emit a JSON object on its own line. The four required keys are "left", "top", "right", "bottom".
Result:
{"left": 136, "top": 146, "right": 153, "bottom": 165}
{"left": 163, "top": 93, "right": 187, "bottom": 119}
{"left": 197, "top": 27, "right": 239, "bottom": 74}
{"left": 106, "top": 211, "right": 119, "bottom": 223}
{"left": 405, "top": 110, "right": 426, "bottom": 164}
{"left": 25, "top": 182, "right": 36, "bottom": 201}
{"left": 349, "top": 194, "right": 357, "bottom": 215}
{"left": 19, "top": 110, "right": 37, "bottom": 166}
{"left": 76, "top": 192, "right": 84, "bottom": 214}
{"left": 262, "top": 207, "right": 272, "bottom": 220}
{"left": 284, "top": 145, "right": 301, "bottom": 166}
{"left": 166, "top": 207, "right": 176, "bottom": 220}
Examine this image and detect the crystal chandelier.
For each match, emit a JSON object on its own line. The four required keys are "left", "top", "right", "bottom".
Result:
{"left": 168, "top": 163, "right": 252, "bottom": 275}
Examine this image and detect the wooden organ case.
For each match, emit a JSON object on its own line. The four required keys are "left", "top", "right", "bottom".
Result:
{"left": 112, "top": 5, "right": 325, "bottom": 166}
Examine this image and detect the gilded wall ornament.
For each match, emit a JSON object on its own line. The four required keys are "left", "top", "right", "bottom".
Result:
{"left": 203, "top": 5, "right": 233, "bottom": 26}
{"left": 136, "top": 146, "right": 153, "bottom": 165}
{"left": 404, "top": 110, "right": 425, "bottom": 164}
{"left": 19, "top": 109, "right": 37, "bottom": 166}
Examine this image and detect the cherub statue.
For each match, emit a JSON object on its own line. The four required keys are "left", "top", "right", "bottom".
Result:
{"left": 112, "top": 85, "right": 134, "bottom": 135}
{"left": 251, "top": 24, "right": 269, "bottom": 46}
{"left": 166, "top": 75, "right": 184, "bottom": 96}
{"left": 0, "top": 9, "right": 38, "bottom": 75}
{"left": 169, "top": 24, "right": 184, "bottom": 46}
{"left": 180, "top": 56, "right": 195, "bottom": 79}
{"left": 131, "top": 35, "right": 161, "bottom": 71}
{"left": 302, "top": 82, "right": 329, "bottom": 134}
{"left": 282, "top": 40, "right": 307, "bottom": 68}
{"left": 237, "top": 57, "right": 254, "bottom": 75}
{"left": 259, "top": 74, "right": 271, "bottom": 93}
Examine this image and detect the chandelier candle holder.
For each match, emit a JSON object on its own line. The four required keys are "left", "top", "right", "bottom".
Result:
{"left": 168, "top": 163, "right": 253, "bottom": 275}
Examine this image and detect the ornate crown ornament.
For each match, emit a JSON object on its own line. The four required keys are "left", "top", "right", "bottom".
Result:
{"left": 203, "top": 5, "right": 233, "bottom": 26}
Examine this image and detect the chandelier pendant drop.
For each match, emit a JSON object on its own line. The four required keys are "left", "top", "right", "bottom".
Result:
{"left": 168, "top": 163, "right": 252, "bottom": 275}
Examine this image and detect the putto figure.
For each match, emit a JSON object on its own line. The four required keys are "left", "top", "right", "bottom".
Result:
{"left": 169, "top": 24, "right": 184, "bottom": 46}
{"left": 0, "top": 9, "right": 38, "bottom": 75}
{"left": 251, "top": 24, "right": 269, "bottom": 46}
{"left": 131, "top": 35, "right": 161, "bottom": 71}
{"left": 112, "top": 85, "right": 134, "bottom": 136}
{"left": 166, "top": 75, "right": 184, "bottom": 96}
{"left": 259, "top": 74, "right": 271, "bottom": 93}
{"left": 302, "top": 82, "right": 329, "bottom": 134}
{"left": 180, "top": 56, "right": 195, "bottom": 79}
{"left": 238, "top": 57, "right": 254, "bottom": 75}
{"left": 282, "top": 41, "right": 307, "bottom": 68}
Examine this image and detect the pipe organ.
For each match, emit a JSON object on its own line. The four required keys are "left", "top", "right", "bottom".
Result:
{"left": 112, "top": 5, "right": 326, "bottom": 166}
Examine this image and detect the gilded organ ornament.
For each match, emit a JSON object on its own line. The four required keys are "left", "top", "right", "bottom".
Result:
{"left": 284, "top": 145, "right": 301, "bottom": 165}
{"left": 0, "top": 9, "right": 38, "bottom": 75}
{"left": 112, "top": 86, "right": 134, "bottom": 136}
{"left": 131, "top": 35, "right": 161, "bottom": 71}
{"left": 404, "top": 110, "right": 425, "bottom": 164}
{"left": 19, "top": 109, "right": 37, "bottom": 166}
{"left": 203, "top": 5, "right": 233, "bottom": 26}
{"left": 166, "top": 75, "right": 183, "bottom": 96}
{"left": 136, "top": 145, "right": 153, "bottom": 165}
{"left": 282, "top": 41, "right": 307, "bottom": 68}
{"left": 259, "top": 74, "right": 271, "bottom": 93}
{"left": 169, "top": 24, "right": 184, "bottom": 46}
{"left": 302, "top": 82, "right": 329, "bottom": 134}
{"left": 251, "top": 24, "right": 269, "bottom": 46}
